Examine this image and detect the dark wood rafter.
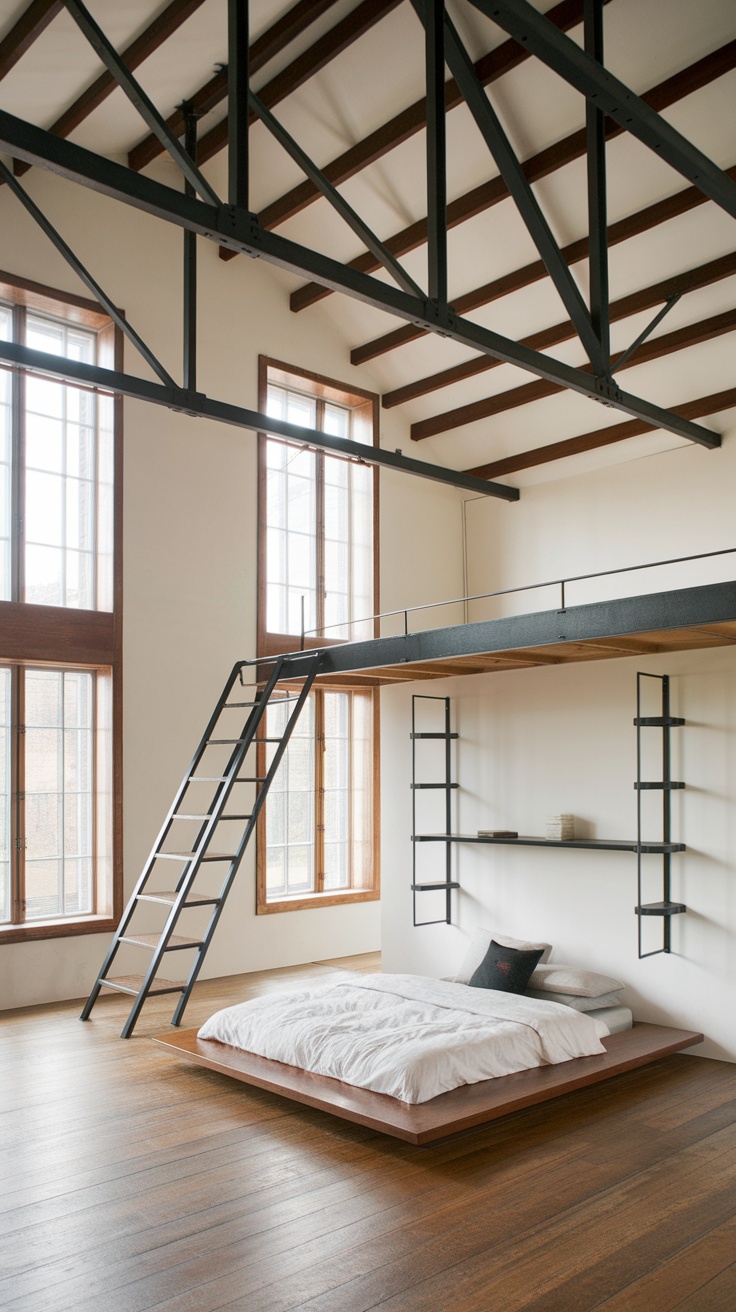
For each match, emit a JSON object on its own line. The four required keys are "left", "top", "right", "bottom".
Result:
{"left": 291, "top": 37, "right": 736, "bottom": 313}
{"left": 195, "top": 0, "right": 404, "bottom": 172}
{"left": 412, "top": 309, "right": 736, "bottom": 441}
{"left": 0, "top": 0, "right": 61, "bottom": 82}
{"left": 380, "top": 173, "right": 736, "bottom": 402}
{"left": 219, "top": 0, "right": 601, "bottom": 263}
{"left": 466, "top": 385, "right": 736, "bottom": 480}
{"left": 9, "top": 0, "right": 207, "bottom": 183}
{"left": 128, "top": 0, "right": 342, "bottom": 174}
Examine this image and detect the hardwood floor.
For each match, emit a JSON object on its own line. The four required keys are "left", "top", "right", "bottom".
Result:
{"left": 1, "top": 954, "right": 735, "bottom": 1312}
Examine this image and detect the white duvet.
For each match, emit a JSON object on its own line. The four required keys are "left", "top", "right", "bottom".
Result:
{"left": 198, "top": 973, "right": 608, "bottom": 1104}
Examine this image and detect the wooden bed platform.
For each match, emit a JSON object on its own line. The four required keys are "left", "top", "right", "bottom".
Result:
{"left": 154, "top": 1022, "right": 703, "bottom": 1145}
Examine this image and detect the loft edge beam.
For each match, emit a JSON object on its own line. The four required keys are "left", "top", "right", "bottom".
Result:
{"left": 0, "top": 341, "right": 517, "bottom": 500}
{"left": 0, "top": 108, "right": 719, "bottom": 451}
{"left": 466, "top": 0, "right": 736, "bottom": 219}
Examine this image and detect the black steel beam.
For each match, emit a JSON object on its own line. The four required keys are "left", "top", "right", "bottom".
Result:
{"left": 62, "top": 0, "right": 221, "bottom": 207}
{"left": 183, "top": 112, "right": 198, "bottom": 392}
{"left": 249, "top": 91, "right": 424, "bottom": 298}
{"left": 423, "top": 0, "right": 448, "bottom": 305}
{"left": 0, "top": 339, "right": 518, "bottom": 500}
{"left": 466, "top": 0, "right": 736, "bottom": 220}
{"left": 435, "top": 0, "right": 603, "bottom": 373}
{"left": 276, "top": 580, "right": 736, "bottom": 679}
{"left": 584, "top": 0, "right": 609, "bottom": 372}
{"left": 228, "top": 0, "right": 249, "bottom": 212}
{"left": 0, "top": 108, "right": 719, "bottom": 449}
{"left": 0, "top": 158, "right": 176, "bottom": 387}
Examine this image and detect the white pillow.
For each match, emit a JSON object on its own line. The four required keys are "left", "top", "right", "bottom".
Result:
{"left": 528, "top": 964, "right": 624, "bottom": 998}
{"left": 454, "top": 929, "right": 552, "bottom": 985}
{"left": 525, "top": 987, "right": 624, "bottom": 1012}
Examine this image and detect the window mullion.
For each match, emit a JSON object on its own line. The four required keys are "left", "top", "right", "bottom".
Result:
{"left": 315, "top": 400, "right": 326, "bottom": 640}
{"left": 314, "top": 690, "right": 325, "bottom": 893}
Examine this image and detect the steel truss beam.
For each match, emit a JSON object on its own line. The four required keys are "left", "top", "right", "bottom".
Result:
{"left": 0, "top": 107, "right": 719, "bottom": 451}
{"left": 0, "top": 340, "right": 517, "bottom": 501}
{"left": 466, "top": 0, "right": 736, "bottom": 220}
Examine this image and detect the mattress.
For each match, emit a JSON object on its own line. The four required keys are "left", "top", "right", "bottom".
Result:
{"left": 199, "top": 972, "right": 608, "bottom": 1104}
{"left": 591, "top": 1004, "right": 633, "bottom": 1035}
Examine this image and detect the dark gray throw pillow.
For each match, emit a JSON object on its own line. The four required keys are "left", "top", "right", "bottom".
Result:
{"left": 468, "top": 940, "right": 544, "bottom": 993}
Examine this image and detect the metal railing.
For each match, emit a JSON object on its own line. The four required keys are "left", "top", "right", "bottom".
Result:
{"left": 299, "top": 545, "right": 736, "bottom": 649}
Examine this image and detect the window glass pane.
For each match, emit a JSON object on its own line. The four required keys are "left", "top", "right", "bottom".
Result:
{"left": 24, "top": 314, "right": 99, "bottom": 611}
{"left": 0, "top": 667, "right": 10, "bottom": 923}
{"left": 323, "top": 693, "right": 350, "bottom": 890}
{"left": 265, "top": 432, "right": 317, "bottom": 637}
{"left": 24, "top": 668, "right": 95, "bottom": 920}
{"left": 265, "top": 694, "right": 315, "bottom": 899}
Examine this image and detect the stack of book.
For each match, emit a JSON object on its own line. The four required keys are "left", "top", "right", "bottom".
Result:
{"left": 546, "top": 814, "right": 575, "bottom": 841}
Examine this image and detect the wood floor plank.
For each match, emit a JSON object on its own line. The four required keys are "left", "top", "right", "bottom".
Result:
{"left": 2, "top": 959, "right": 735, "bottom": 1312}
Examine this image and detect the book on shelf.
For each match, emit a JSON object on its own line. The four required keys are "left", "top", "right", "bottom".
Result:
{"left": 477, "top": 829, "right": 519, "bottom": 839}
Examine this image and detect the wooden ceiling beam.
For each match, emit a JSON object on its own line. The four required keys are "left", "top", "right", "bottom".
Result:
{"left": 0, "top": 0, "right": 61, "bottom": 82}
{"left": 290, "top": 37, "right": 736, "bottom": 313}
{"left": 193, "top": 0, "right": 403, "bottom": 176}
{"left": 466, "top": 384, "right": 736, "bottom": 480}
{"left": 128, "top": 0, "right": 342, "bottom": 174}
{"left": 396, "top": 248, "right": 736, "bottom": 416}
{"left": 412, "top": 306, "right": 736, "bottom": 441}
{"left": 9, "top": 0, "right": 206, "bottom": 182}
{"left": 374, "top": 167, "right": 736, "bottom": 384}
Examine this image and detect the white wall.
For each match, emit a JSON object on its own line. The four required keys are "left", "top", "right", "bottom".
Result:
{"left": 0, "top": 163, "right": 464, "bottom": 1009}
{"left": 382, "top": 429, "right": 736, "bottom": 1062}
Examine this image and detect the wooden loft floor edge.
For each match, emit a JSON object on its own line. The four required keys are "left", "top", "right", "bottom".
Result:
{"left": 274, "top": 579, "right": 736, "bottom": 684}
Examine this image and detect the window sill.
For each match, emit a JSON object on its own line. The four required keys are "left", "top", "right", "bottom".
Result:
{"left": 0, "top": 914, "right": 118, "bottom": 945}
{"left": 257, "top": 889, "right": 379, "bottom": 915}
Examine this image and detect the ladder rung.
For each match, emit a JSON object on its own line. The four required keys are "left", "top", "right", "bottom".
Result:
{"left": 171, "top": 814, "right": 211, "bottom": 820}
{"left": 224, "top": 701, "right": 261, "bottom": 708}
{"left": 155, "top": 851, "right": 237, "bottom": 862}
{"left": 207, "top": 738, "right": 249, "bottom": 745}
{"left": 233, "top": 777, "right": 267, "bottom": 783}
{"left": 254, "top": 737, "right": 282, "bottom": 743}
{"left": 189, "top": 776, "right": 229, "bottom": 782}
{"left": 99, "top": 975, "right": 186, "bottom": 996}
{"left": 220, "top": 814, "right": 253, "bottom": 821}
{"left": 119, "top": 933, "right": 203, "bottom": 950}
{"left": 137, "top": 891, "right": 221, "bottom": 907}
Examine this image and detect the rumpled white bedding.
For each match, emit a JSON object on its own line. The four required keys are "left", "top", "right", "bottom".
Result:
{"left": 198, "top": 973, "right": 608, "bottom": 1104}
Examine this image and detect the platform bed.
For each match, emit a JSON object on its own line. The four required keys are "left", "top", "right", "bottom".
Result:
{"left": 154, "top": 1022, "right": 703, "bottom": 1145}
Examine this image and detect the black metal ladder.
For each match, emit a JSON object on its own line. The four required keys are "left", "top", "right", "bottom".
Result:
{"left": 81, "top": 650, "right": 323, "bottom": 1037}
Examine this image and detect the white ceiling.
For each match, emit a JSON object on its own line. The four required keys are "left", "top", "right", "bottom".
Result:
{"left": 1, "top": 0, "right": 734, "bottom": 489}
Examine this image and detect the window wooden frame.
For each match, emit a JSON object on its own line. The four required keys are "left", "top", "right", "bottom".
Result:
{"left": 256, "top": 357, "right": 380, "bottom": 913}
{"left": 256, "top": 685, "right": 380, "bottom": 915}
{"left": 0, "top": 271, "right": 123, "bottom": 944}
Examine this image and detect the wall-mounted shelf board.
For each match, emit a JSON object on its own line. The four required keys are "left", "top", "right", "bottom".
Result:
{"left": 413, "top": 834, "right": 686, "bottom": 855}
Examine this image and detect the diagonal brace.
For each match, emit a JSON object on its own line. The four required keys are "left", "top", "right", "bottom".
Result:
{"left": 466, "top": 0, "right": 736, "bottom": 221}
{"left": 249, "top": 90, "right": 424, "bottom": 299}
{"left": 420, "top": 0, "right": 604, "bottom": 373}
{"left": 62, "top": 0, "right": 221, "bottom": 207}
{"left": 611, "top": 293, "right": 681, "bottom": 375}
{"left": 0, "top": 158, "right": 176, "bottom": 388}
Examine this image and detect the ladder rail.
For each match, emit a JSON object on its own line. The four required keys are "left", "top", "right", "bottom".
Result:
{"left": 116, "top": 657, "right": 293, "bottom": 1039}
{"left": 169, "top": 655, "right": 323, "bottom": 1027}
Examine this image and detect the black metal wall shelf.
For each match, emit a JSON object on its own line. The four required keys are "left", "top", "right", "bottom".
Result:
{"left": 635, "top": 673, "right": 686, "bottom": 956}
{"left": 411, "top": 695, "right": 457, "bottom": 926}
{"left": 413, "top": 834, "right": 686, "bottom": 855}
